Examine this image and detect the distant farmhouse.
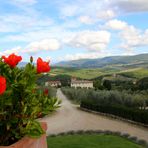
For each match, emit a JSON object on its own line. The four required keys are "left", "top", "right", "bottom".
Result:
{"left": 71, "top": 78, "right": 93, "bottom": 89}
{"left": 45, "top": 81, "right": 61, "bottom": 87}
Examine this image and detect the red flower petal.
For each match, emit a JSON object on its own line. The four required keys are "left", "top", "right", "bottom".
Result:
{"left": 37, "top": 57, "right": 50, "bottom": 74}
{"left": 44, "top": 89, "right": 48, "bottom": 96}
{"left": 0, "top": 76, "right": 6, "bottom": 95}
{"left": 2, "top": 53, "right": 22, "bottom": 68}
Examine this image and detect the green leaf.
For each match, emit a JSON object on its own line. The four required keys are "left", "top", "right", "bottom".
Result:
{"left": 23, "top": 120, "right": 45, "bottom": 138}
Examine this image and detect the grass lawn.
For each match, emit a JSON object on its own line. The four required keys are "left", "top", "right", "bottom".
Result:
{"left": 47, "top": 134, "right": 143, "bottom": 148}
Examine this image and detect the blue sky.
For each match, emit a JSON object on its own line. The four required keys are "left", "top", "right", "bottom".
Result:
{"left": 0, "top": 0, "right": 148, "bottom": 63}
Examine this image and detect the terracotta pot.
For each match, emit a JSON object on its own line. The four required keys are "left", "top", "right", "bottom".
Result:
{"left": 0, "top": 122, "right": 48, "bottom": 148}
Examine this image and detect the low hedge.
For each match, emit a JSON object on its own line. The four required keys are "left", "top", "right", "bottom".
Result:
{"left": 61, "top": 87, "right": 148, "bottom": 109}
{"left": 81, "top": 101, "right": 148, "bottom": 124}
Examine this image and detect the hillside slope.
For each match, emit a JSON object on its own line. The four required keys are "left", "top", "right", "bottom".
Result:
{"left": 55, "top": 53, "right": 148, "bottom": 68}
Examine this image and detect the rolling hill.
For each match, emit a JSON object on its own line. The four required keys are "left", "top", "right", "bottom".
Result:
{"left": 18, "top": 53, "right": 148, "bottom": 80}
{"left": 55, "top": 53, "right": 148, "bottom": 68}
{"left": 50, "top": 67, "right": 148, "bottom": 80}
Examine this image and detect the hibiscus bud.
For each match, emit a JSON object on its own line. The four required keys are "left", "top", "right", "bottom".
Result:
{"left": 30, "top": 56, "right": 33, "bottom": 63}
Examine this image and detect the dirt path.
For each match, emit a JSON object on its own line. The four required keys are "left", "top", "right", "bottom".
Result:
{"left": 40, "top": 89, "right": 148, "bottom": 142}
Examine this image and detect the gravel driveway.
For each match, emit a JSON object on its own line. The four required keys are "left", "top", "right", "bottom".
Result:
{"left": 40, "top": 89, "right": 148, "bottom": 142}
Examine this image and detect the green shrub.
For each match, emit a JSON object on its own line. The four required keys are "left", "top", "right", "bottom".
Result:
{"left": 81, "top": 102, "right": 148, "bottom": 124}
{"left": 137, "top": 77, "right": 148, "bottom": 90}
{"left": 103, "top": 80, "right": 112, "bottom": 90}
{"left": 62, "top": 87, "right": 148, "bottom": 124}
{"left": 62, "top": 88, "right": 148, "bottom": 108}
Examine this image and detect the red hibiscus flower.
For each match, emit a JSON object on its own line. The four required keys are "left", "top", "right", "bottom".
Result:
{"left": 44, "top": 89, "right": 48, "bottom": 96}
{"left": 2, "top": 53, "right": 22, "bottom": 68}
{"left": 37, "top": 58, "right": 50, "bottom": 74}
{"left": 0, "top": 76, "right": 6, "bottom": 95}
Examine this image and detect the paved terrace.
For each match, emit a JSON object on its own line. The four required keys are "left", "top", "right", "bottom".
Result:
{"left": 40, "top": 89, "right": 148, "bottom": 142}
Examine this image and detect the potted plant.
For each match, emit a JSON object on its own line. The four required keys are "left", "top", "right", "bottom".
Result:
{"left": 0, "top": 54, "right": 60, "bottom": 147}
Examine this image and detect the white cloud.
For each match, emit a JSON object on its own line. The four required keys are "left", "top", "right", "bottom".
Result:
{"left": 110, "top": 0, "right": 148, "bottom": 13}
{"left": 79, "top": 10, "right": 115, "bottom": 25}
{"left": 0, "top": 47, "right": 21, "bottom": 56}
{"left": 59, "top": 0, "right": 115, "bottom": 22}
{"left": 61, "top": 20, "right": 82, "bottom": 29}
{"left": 143, "top": 29, "right": 148, "bottom": 45}
{"left": 59, "top": 0, "right": 148, "bottom": 23}
{"left": 120, "top": 26, "right": 141, "bottom": 45}
{"left": 119, "top": 26, "right": 148, "bottom": 50}
{"left": 68, "top": 0, "right": 148, "bottom": 19}
{"left": 60, "top": 5, "right": 79, "bottom": 17}
{"left": 97, "top": 10, "right": 115, "bottom": 20}
{"left": 104, "top": 19, "right": 148, "bottom": 51}
{"left": 105, "top": 19, "right": 127, "bottom": 30}
{"left": 24, "top": 39, "right": 61, "bottom": 54}
{"left": 0, "top": 38, "right": 61, "bottom": 57}
{"left": 78, "top": 10, "right": 115, "bottom": 25}
{"left": 78, "top": 16, "right": 94, "bottom": 24}
{"left": 58, "top": 51, "right": 111, "bottom": 61}
{"left": 1, "top": 29, "right": 111, "bottom": 57}
{"left": 69, "top": 30, "right": 111, "bottom": 51}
